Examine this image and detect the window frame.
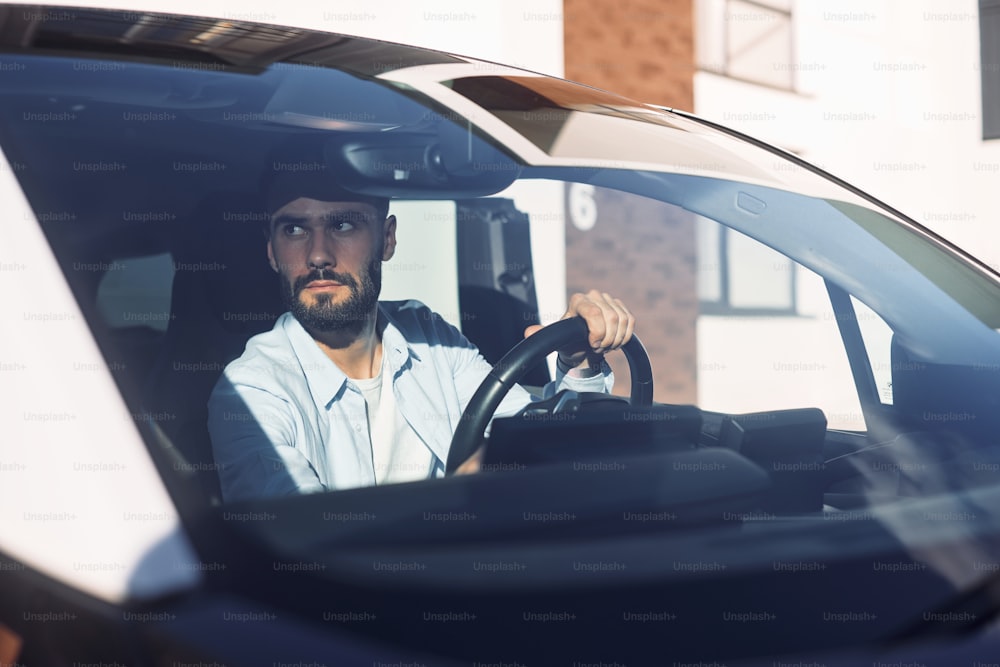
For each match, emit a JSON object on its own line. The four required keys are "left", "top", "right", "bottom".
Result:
{"left": 696, "top": 0, "right": 798, "bottom": 92}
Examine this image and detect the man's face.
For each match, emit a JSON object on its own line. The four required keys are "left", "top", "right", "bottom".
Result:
{"left": 266, "top": 197, "right": 395, "bottom": 334}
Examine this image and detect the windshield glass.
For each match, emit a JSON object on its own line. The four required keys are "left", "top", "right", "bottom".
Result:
{"left": 4, "top": 11, "right": 1000, "bottom": 663}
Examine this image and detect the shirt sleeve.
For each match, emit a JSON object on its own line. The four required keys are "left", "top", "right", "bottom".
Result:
{"left": 207, "top": 374, "right": 326, "bottom": 502}
{"left": 550, "top": 360, "right": 615, "bottom": 396}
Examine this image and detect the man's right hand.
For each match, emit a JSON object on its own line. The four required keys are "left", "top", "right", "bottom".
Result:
{"left": 524, "top": 289, "right": 635, "bottom": 373}
{"left": 454, "top": 444, "right": 485, "bottom": 475}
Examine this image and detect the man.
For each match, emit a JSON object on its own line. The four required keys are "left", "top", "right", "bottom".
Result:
{"left": 208, "top": 177, "right": 634, "bottom": 502}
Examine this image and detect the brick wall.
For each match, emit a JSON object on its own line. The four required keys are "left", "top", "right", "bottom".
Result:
{"left": 564, "top": 187, "right": 697, "bottom": 403}
{"left": 562, "top": 0, "right": 697, "bottom": 403}
{"left": 563, "top": 0, "right": 695, "bottom": 110}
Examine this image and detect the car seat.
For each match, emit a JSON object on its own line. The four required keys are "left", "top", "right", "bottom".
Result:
{"left": 142, "top": 191, "right": 281, "bottom": 504}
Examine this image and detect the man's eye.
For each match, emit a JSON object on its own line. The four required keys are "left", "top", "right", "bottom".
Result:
{"left": 331, "top": 220, "right": 356, "bottom": 232}
{"left": 282, "top": 224, "right": 306, "bottom": 236}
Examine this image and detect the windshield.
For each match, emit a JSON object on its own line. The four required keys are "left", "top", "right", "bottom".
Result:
{"left": 4, "top": 8, "right": 1000, "bottom": 664}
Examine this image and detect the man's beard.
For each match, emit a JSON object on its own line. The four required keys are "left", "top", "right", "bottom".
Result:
{"left": 282, "top": 257, "right": 381, "bottom": 334}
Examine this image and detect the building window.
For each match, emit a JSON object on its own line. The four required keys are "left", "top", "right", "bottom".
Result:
{"left": 696, "top": 0, "right": 796, "bottom": 91}
{"left": 980, "top": 0, "right": 1000, "bottom": 139}
{"left": 697, "top": 215, "right": 797, "bottom": 315}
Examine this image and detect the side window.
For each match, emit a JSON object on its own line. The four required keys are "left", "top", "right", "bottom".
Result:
{"left": 379, "top": 200, "right": 460, "bottom": 328}
{"left": 561, "top": 182, "right": 865, "bottom": 430}
{"left": 696, "top": 220, "right": 866, "bottom": 431}
{"left": 850, "top": 295, "right": 895, "bottom": 405}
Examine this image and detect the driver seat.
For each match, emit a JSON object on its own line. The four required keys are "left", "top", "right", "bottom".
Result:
{"left": 143, "top": 191, "right": 282, "bottom": 504}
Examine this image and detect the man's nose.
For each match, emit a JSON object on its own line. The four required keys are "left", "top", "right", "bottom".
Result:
{"left": 306, "top": 234, "right": 337, "bottom": 269}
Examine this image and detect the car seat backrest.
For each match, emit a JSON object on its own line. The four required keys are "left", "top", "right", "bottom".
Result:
{"left": 143, "top": 191, "right": 282, "bottom": 503}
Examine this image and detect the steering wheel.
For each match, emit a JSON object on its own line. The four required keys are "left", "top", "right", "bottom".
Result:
{"left": 445, "top": 316, "right": 654, "bottom": 473}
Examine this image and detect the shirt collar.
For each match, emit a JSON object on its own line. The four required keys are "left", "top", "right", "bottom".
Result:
{"left": 378, "top": 303, "right": 422, "bottom": 374}
{"left": 281, "top": 304, "right": 421, "bottom": 411}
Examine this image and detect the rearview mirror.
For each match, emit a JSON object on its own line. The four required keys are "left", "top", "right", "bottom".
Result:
{"left": 324, "top": 120, "right": 521, "bottom": 198}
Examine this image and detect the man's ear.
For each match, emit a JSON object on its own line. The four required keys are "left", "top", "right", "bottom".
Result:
{"left": 266, "top": 240, "right": 279, "bottom": 272}
{"left": 382, "top": 214, "right": 397, "bottom": 261}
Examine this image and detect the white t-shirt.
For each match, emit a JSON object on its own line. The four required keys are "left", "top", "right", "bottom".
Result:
{"left": 351, "top": 352, "right": 436, "bottom": 485}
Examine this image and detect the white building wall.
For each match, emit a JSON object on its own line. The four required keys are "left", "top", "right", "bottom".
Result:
{"left": 694, "top": 0, "right": 999, "bottom": 427}
{"left": 698, "top": 0, "right": 997, "bottom": 265}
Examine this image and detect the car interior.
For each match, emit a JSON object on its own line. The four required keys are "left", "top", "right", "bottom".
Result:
{"left": 18, "top": 153, "right": 1000, "bottom": 526}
